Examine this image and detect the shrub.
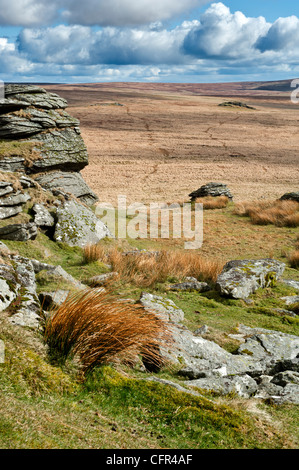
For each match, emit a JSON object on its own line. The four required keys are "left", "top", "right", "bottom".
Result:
{"left": 44, "top": 288, "right": 172, "bottom": 374}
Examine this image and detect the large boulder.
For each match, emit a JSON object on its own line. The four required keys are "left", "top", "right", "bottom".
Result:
{"left": 53, "top": 199, "right": 111, "bottom": 248}
{"left": 189, "top": 182, "right": 233, "bottom": 201}
{"left": 216, "top": 258, "right": 286, "bottom": 300}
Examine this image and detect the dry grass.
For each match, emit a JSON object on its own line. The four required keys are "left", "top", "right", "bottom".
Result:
{"left": 83, "top": 246, "right": 224, "bottom": 287}
{"left": 288, "top": 250, "right": 299, "bottom": 269}
{"left": 83, "top": 243, "right": 107, "bottom": 264}
{"left": 234, "top": 199, "right": 299, "bottom": 227}
{"left": 44, "top": 288, "right": 172, "bottom": 374}
{"left": 195, "top": 196, "right": 229, "bottom": 210}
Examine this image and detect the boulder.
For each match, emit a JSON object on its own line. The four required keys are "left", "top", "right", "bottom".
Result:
{"left": 8, "top": 256, "right": 41, "bottom": 328}
{"left": 185, "top": 374, "right": 258, "bottom": 399}
{"left": 280, "top": 192, "right": 299, "bottom": 203}
{"left": 0, "top": 264, "right": 20, "bottom": 312}
{"left": 216, "top": 258, "right": 285, "bottom": 300}
{"left": 4, "top": 84, "right": 68, "bottom": 110}
{"left": 32, "top": 203, "right": 55, "bottom": 227}
{"left": 34, "top": 171, "right": 98, "bottom": 206}
{"left": 169, "top": 280, "right": 210, "bottom": 292}
{"left": 54, "top": 199, "right": 111, "bottom": 248}
{"left": 281, "top": 279, "right": 299, "bottom": 291}
{"left": 39, "top": 290, "right": 70, "bottom": 310}
{"left": 189, "top": 182, "right": 233, "bottom": 201}
{"left": 0, "top": 222, "right": 38, "bottom": 241}
{"left": 139, "top": 292, "right": 185, "bottom": 323}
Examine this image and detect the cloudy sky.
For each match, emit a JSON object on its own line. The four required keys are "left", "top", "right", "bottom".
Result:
{"left": 0, "top": 0, "right": 298, "bottom": 83}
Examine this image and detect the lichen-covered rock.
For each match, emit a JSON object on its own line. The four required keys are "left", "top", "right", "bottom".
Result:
{"left": 189, "top": 182, "right": 233, "bottom": 200}
{"left": 0, "top": 264, "right": 20, "bottom": 312}
{"left": 169, "top": 280, "right": 210, "bottom": 292}
{"left": 0, "top": 222, "right": 38, "bottom": 241}
{"left": 185, "top": 374, "right": 258, "bottom": 398}
{"left": 3, "top": 84, "right": 68, "bottom": 110}
{"left": 139, "top": 292, "right": 185, "bottom": 323}
{"left": 32, "top": 203, "right": 55, "bottom": 227}
{"left": 53, "top": 200, "right": 111, "bottom": 248}
{"left": 34, "top": 171, "right": 98, "bottom": 206}
{"left": 216, "top": 258, "right": 285, "bottom": 299}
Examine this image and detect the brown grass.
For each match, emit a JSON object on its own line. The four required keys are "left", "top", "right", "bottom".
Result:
{"left": 84, "top": 246, "right": 224, "bottom": 287}
{"left": 288, "top": 250, "right": 299, "bottom": 269}
{"left": 234, "top": 200, "right": 299, "bottom": 227}
{"left": 83, "top": 243, "right": 107, "bottom": 264}
{"left": 195, "top": 196, "right": 229, "bottom": 210}
{"left": 44, "top": 288, "right": 172, "bottom": 374}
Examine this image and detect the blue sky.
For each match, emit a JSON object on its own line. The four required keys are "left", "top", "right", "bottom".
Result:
{"left": 0, "top": 1, "right": 299, "bottom": 83}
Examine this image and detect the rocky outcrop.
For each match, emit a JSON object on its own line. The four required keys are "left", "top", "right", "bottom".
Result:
{"left": 189, "top": 182, "right": 233, "bottom": 201}
{"left": 216, "top": 258, "right": 285, "bottom": 300}
{"left": 139, "top": 293, "right": 299, "bottom": 403}
{"left": 0, "top": 84, "right": 97, "bottom": 206}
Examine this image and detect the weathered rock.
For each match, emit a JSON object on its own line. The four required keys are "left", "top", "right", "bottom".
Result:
{"left": 32, "top": 203, "right": 55, "bottom": 227}
{"left": 189, "top": 182, "right": 233, "bottom": 201}
{"left": 271, "top": 384, "right": 299, "bottom": 405}
{"left": 0, "top": 264, "right": 19, "bottom": 312}
{"left": 0, "top": 182, "right": 13, "bottom": 197}
{"left": 34, "top": 171, "right": 98, "bottom": 206}
{"left": 185, "top": 374, "right": 258, "bottom": 398}
{"left": 0, "top": 222, "right": 38, "bottom": 241}
{"left": 8, "top": 256, "right": 41, "bottom": 328}
{"left": 139, "top": 292, "right": 185, "bottom": 323}
{"left": 254, "top": 376, "right": 284, "bottom": 399}
{"left": 271, "top": 371, "right": 299, "bottom": 387}
{"left": 216, "top": 258, "right": 285, "bottom": 300}
{"left": 280, "top": 192, "right": 299, "bottom": 203}
{"left": 0, "top": 205, "right": 23, "bottom": 219}
{"left": 4, "top": 84, "right": 68, "bottom": 110}
{"left": 54, "top": 199, "right": 111, "bottom": 248}
{"left": 26, "top": 128, "right": 88, "bottom": 173}
{"left": 238, "top": 326, "right": 299, "bottom": 362}
{"left": 281, "top": 295, "right": 299, "bottom": 306}
{"left": 35, "top": 263, "right": 85, "bottom": 290}
{"left": 39, "top": 290, "right": 70, "bottom": 310}
{"left": 169, "top": 280, "right": 210, "bottom": 292}
{"left": 280, "top": 279, "right": 299, "bottom": 291}
{"left": 0, "top": 191, "right": 31, "bottom": 207}
{"left": 0, "top": 109, "right": 79, "bottom": 138}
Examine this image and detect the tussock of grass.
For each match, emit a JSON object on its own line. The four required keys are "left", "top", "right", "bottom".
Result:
{"left": 288, "top": 250, "right": 299, "bottom": 269}
{"left": 82, "top": 246, "right": 224, "bottom": 287}
{"left": 44, "top": 288, "right": 172, "bottom": 374}
{"left": 234, "top": 199, "right": 299, "bottom": 227}
{"left": 195, "top": 196, "right": 229, "bottom": 210}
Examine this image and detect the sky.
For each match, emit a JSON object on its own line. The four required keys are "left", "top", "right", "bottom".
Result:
{"left": 0, "top": 0, "right": 298, "bottom": 83}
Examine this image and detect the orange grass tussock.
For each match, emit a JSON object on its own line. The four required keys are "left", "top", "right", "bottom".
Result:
{"left": 195, "top": 196, "right": 229, "bottom": 210}
{"left": 234, "top": 199, "right": 299, "bottom": 227}
{"left": 83, "top": 246, "right": 224, "bottom": 286}
{"left": 44, "top": 288, "right": 172, "bottom": 374}
{"left": 288, "top": 250, "right": 299, "bottom": 269}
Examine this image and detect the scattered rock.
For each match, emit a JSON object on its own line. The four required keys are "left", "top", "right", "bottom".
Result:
{"left": 281, "top": 279, "right": 299, "bottom": 291}
{"left": 87, "top": 272, "right": 119, "bottom": 287}
{"left": 219, "top": 101, "right": 256, "bottom": 110}
{"left": 53, "top": 199, "right": 111, "bottom": 248}
{"left": 271, "top": 371, "right": 299, "bottom": 387}
{"left": 189, "top": 182, "right": 233, "bottom": 201}
{"left": 216, "top": 258, "right": 285, "bottom": 300}
{"left": 169, "top": 280, "right": 210, "bottom": 292}
{"left": 185, "top": 374, "right": 258, "bottom": 399}
{"left": 139, "top": 292, "right": 185, "bottom": 323}
{"left": 281, "top": 295, "right": 299, "bottom": 306}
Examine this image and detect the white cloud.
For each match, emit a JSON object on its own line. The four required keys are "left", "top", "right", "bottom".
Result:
{"left": 256, "top": 16, "right": 299, "bottom": 54}
{"left": 0, "top": 0, "right": 211, "bottom": 27}
{"left": 183, "top": 2, "right": 270, "bottom": 59}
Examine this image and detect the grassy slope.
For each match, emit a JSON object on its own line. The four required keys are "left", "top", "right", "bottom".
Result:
{"left": 0, "top": 203, "right": 298, "bottom": 449}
